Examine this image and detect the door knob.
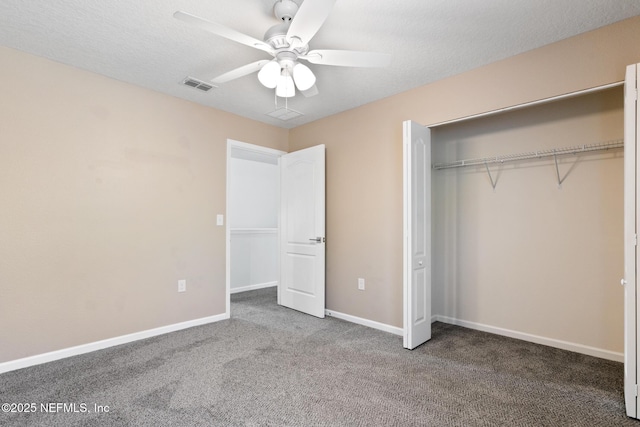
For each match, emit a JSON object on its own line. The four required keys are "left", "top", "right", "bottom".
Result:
{"left": 621, "top": 278, "right": 628, "bottom": 286}
{"left": 309, "top": 237, "right": 325, "bottom": 243}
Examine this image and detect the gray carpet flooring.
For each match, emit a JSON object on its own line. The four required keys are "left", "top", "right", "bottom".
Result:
{"left": 0, "top": 287, "right": 636, "bottom": 426}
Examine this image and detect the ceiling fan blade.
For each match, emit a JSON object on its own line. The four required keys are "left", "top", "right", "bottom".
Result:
{"left": 211, "top": 60, "right": 271, "bottom": 84}
{"left": 301, "top": 49, "right": 392, "bottom": 68}
{"left": 174, "top": 11, "right": 274, "bottom": 54}
{"left": 300, "top": 84, "right": 319, "bottom": 97}
{"left": 286, "top": 0, "right": 336, "bottom": 45}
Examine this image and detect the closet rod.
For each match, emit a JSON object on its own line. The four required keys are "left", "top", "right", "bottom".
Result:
{"left": 432, "top": 139, "right": 623, "bottom": 170}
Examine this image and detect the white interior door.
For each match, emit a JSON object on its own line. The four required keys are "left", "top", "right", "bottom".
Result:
{"left": 403, "top": 120, "right": 432, "bottom": 349}
{"left": 624, "top": 63, "right": 640, "bottom": 419}
{"left": 279, "top": 145, "right": 326, "bottom": 318}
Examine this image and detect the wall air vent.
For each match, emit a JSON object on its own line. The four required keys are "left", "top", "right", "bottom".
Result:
{"left": 266, "top": 107, "right": 303, "bottom": 121}
{"left": 182, "top": 77, "right": 215, "bottom": 92}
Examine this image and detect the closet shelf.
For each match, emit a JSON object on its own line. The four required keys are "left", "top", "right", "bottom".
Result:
{"left": 432, "top": 139, "right": 624, "bottom": 170}
{"left": 230, "top": 228, "right": 278, "bottom": 234}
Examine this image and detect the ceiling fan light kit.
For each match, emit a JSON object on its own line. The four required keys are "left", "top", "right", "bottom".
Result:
{"left": 292, "top": 63, "right": 316, "bottom": 91}
{"left": 276, "top": 71, "right": 295, "bottom": 98}
{"left": 258, "top": 60, "right": 280, "bottom": 88}
{"left": 174, "top": 0, "right": 390, "bottom": 99}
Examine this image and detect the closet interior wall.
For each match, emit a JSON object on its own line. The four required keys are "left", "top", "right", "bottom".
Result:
{"left": 431, "top": 86, "right": 624, "bottom": 356}
{"left": 229, "top": 154, "right": 279, "bottom": 293}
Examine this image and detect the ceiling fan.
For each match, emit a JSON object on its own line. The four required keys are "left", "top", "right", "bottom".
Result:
{"left": 174, "top": 0, "right": 391, "bottom": 98}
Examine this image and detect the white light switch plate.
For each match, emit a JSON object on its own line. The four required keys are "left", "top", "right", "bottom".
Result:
{"left": 216, "top": 214, "right": 224, "bottom": 226}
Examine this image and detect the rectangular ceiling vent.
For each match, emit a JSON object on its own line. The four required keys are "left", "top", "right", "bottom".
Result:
{"left": 182, "top": 77, "right": 215, "bottom": 92}
{"left": 266, "top": 107, "right": 303, "bottom": 121}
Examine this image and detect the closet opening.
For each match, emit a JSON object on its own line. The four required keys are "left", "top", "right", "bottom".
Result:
{"left": 431, "top": 84, "right": 624, "bottom": 358}
{"left": 404, "top": 81, "right": 625, "bottom": 355}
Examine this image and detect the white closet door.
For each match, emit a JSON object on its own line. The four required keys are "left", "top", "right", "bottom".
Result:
{"left": 403, "top": 120, "right": 432, "bottom": 349}
{"left": 624, "top": 63, "right": 639, "bottom": 419}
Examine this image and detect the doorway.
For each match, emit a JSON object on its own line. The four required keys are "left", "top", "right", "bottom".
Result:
{"left": 226, "top": 140, "right": 285, "bottom": 316}
{"left": 225, "top": 140, "right": 327, "bottom": 319}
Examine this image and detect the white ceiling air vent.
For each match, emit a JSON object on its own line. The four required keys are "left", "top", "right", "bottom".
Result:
{"left": 266, "top": 107, "right": 303, "bottom": 121}
{"left": 182, "top": 77, "right": 215, "bottom": 92}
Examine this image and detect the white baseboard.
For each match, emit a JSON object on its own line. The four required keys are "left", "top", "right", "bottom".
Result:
{"left": 433, "top": 315, "right": 623, "bottom": 363}
{"left": 230, "top": 281, "right": 277, "bottom": 294}
{"left": 325, "top": 309, "right": 403, "bottom": 336}
{"left": 0, "top": 313, "right": 229, "bottom": 375}
{"left": 2, "top": 309, "right": 620, "bottom": 375}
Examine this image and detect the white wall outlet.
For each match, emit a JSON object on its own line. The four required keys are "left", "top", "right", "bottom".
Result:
{"left": 178, "top": 279, "right": 186, "bottom": 293}
{"left": 216, "top": 214, "right": 224, "bottom": 226}
{"left": 358, "top": 278, "right": 365, "bottom": 291}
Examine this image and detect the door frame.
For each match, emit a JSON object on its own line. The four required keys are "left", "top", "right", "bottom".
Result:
{"left": 624, "top": 63, "right": 639, "bottom": 419}
{"left": 225, "top": 139, "right": 286, "bottom": 317}
{"left": 403, "top": 81, "right": 624, "bottom": 346}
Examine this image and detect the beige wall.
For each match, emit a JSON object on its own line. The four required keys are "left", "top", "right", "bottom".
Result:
{"left": 289, "top": 16, "right": 640, "bottom": 354}
{"left": 0, "top": 46, "right": 287, "bottom": 363}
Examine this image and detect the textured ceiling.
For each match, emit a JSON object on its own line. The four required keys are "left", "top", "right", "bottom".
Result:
{"left": 1, "top": 0, "right": 639, "bottom": 129}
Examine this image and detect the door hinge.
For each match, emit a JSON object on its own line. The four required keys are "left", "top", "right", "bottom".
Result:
{"left": 635, "top": 234, "right": 638, "bottom": 246}
{"left": 635, "top": 384, "right": 638, "bottom": 397}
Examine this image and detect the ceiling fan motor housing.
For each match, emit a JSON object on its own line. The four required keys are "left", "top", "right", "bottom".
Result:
{"left": 264, "top": 22, "right": 291, "bottom": 49}
{"left": 274, "top": 0, "right": 298, "bottom": 21}
{"left": 264, "top": 22, "right": 309, "bottom": 55}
